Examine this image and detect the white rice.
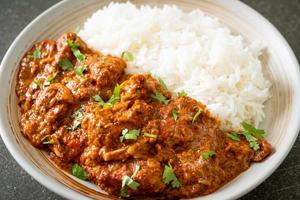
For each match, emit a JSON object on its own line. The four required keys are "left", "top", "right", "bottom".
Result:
{"left": 79, "top": 2, "right": 271, "bottom": 130}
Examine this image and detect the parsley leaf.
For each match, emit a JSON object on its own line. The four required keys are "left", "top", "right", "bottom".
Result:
{"left": 75, "top": 66, "right": 86, "bottom": 76}
{"left": 121, "top": 51, "right": 134, "bottom": 62}
{"left": 157, "top": 77, "right": 168, "bottom": 90}
{"left": 227, "top": 132, "right": 241, "bottom": 141}
{"left": 172, "top": 109, "right": 179, "bottom": 121}
{"left": 120, "top": 129, "right": 140, "bottom": 142}
{"left": 143, "top": 133, "right": 158, "bottom": 139}
{"left": 120, "top": 164, "right": 140, "bottom": 197}
{"left": 177, "top": 90, "right": 188, "bottom": 97}
{"left": 162, "top": 163, "right": 181, "bottom": 188}
{"left": 72, "top": 163, "right": 87, "bottom": 180}
{"left": 202, "top": 150, "right": 216, "bottom": 160}
{"left": 58, "top": 58, "right": 73, "bottom": 71}
{"left": 66, "top": 108, "right": 83, "bottom": 131}
{"left": 67, "top": 39, "right": 86, "bottom": 61}
{"left": 41, "top": 135, "right": 54, "bottom": 144}
{"left": 151, "top": 91, "right": 169, "bottom": 105}
{"left": 192, "top": 108, "right": 202, "bottom": 124}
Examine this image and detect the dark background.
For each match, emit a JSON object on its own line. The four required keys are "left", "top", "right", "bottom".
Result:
{"left": 0, "top": 0, "right": 299, "bottom": 199}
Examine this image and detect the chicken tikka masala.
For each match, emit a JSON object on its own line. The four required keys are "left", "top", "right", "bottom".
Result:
{"left": 16, "top": 32, "right": 272, "bottom": 199}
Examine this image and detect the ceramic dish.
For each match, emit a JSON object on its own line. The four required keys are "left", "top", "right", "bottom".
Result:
{"left": 0, "top": 0, "right": 300, "bottom": 199}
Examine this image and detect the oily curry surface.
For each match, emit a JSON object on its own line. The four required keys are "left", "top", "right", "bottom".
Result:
{"left": 16, "top": 33, "right": 272, "bottom": 199}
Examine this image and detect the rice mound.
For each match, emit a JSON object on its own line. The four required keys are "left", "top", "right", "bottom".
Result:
{"left": 79, "top": 2, "right": 271, "bottom": 130}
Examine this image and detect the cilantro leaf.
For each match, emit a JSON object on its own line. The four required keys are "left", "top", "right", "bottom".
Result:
{"left": 121, "top": 51, "right": 134, "bottom": 62}
{"left": 120, "top": 129, "right": 140, "bottom": 142}
{"left": 162, "top": 163, "right": 181, "bottom": 188}
{"left": 41, "top": 135, "right": 54, "bottom": 144}
{"left": 157, "top": 77, "right": 168, "bottom": 90}
{"left": 120, "top": 163, "right": 140, "bottom": 197}
{"left": 72, "top": 163, "right": 87, "bottom": 180}
{"left": 58, "top": 58, "right": 74, "bottom": 71}
{"left": 67, "top": 108, "right": 83, "bottom": 131}
{"left": 92, "top": 95, "right": 111, "bottom": 108}
{"left": 177, "top": 90, "right": 188, "bottom": 97}
{"left": 172, "top": 109, "right": 179, "bottom": 121}
{"left": 249, "top": 141, "right": 260, "bottom": 151}
{"left": 44, "top": 72, "right": 58, "bottom": 86}
{"left": 143, "top": 133, "right": 158, "bottom": 139}
{"left": 75, "top": 66, "right": 86, "bottom": 76}
{"left": 241, "top": 121, "right": 265, "bottom": 139}
{"left": 202, "top": 150, "right": 216, "bottom": 160}
{"left": 67, "top": 39, "right": 86, "bottom": 61}
{"left": 33, "top": 48, "right": 41, "bottom": 59}
{"left": 151, "top": 91, "right": 169, "bottom": 105}
{"left": 192, "top": 108, "right": 202, "bottom": 124}
{"left": 107, "top": 84, "right": 121, "bottom": 104}
{"left": 227, "top": 132, "right": 241, "bottom": 141}
{"left": 33, "top": 79, "right": 42, "bottom": 89}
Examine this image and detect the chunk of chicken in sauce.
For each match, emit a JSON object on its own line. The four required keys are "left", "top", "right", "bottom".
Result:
{"left": 16, "top": 33, "right": 272, "bottom": 199}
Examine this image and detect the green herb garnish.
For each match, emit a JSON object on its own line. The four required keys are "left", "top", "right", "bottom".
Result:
{"left": 192, "top": 108, "right": 202, "bottom": 124}
{"left": 107, "top": 84, "right": 121, "bottom": 104}
{"left": 120, "top": 129, "right": 140, "bottom": 142}
{"left": 143, "top": 133, "right": 158, "bottom": 139}
{"left": 177, "top": 90, "right": 188, "bottom": 97}
{"left": 162, "top": 163, "right": 181, "bottom": 188}
{"left": 120, "top": 164, "right": 140, "bottom": 197}
{"left": 67, "top": 39, "right": 86, "bottom": 61}
{"left": 157, "top": 77, "right": 167, "bottom": 90}
{"left": 58, "top": 58, "right": 73, "bottom": 71}
{"left": 202, "top": 150, "right": 216, "bottom": 160}
{"left": 33, "top": 48, "right": 41, "bottom": 59}
{"left": 33, "top": 79, "right": 42, "bottom": 89}
{"left": 151, "top": 91, "right": 169, "bottom": 105}
{"left": 227, "top": 132, "right": 241, "bottom": 141}
{"left": 92, "top": 95, "right": 111, "bottom": 108}
{"left": 72, "top": 163, "right": 87, "bottom": 180}
{"left": 41, "top": 135, "right": 54, "bottom": 144}
{"left": 75, "top": 66, "right": 86, "bottom": 76}
{"left": 66, "top": 108, "right": 83, "bottom": 131}
{"left": 44, "top": 72, "right": 58, "bottom": 86}
{"left": 121, "top": 51, "right": 134, "bottom": 62}
{"left": 172, "top": 109, "right": 179, "bottom": 121}
{"left": 227, "top": 122, "right": 265, "bottom": 151}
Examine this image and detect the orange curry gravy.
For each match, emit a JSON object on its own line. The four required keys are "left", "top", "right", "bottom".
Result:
{"left": 16, "top": 33, "right": 272, "bottom": 198}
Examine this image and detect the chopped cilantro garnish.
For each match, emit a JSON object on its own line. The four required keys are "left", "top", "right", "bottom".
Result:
{"left": 120, "top": 164, "right": 140, "bottom": 197}
{"left": 162, "top": 163, "right": 181, "bottom": 188}
{"left": 227, "top": 132, "right": 241, "bottom": 141}
{"left": 227, "top": 122, "right": 265, "bottom": 151}
{"left": 33, "top": 79, "right": 42, "bottom": 89}
{"left": 120, "top": 129, "right": 140, "bottom": 142}
{"left": 192, "top": 108, "right": 202, "bottom": 124}
{"left": 172, "top": 109, "right": 179, "bottom": 121}
{"left": 121, "top": 51, "right": 134, "bottom": 62}
{"left": 66, "top": 108, "right": 83, "bottom": 131}
{"left": 33, "top": 48, "right": 41, "bottom": 59}
{"left": 177, "top": 90, "right": 188, "bottom": 97}
{"left": 151, "top": 91, "right": 169, "bottom": 105}
{"left": 72, "top": 163, "right": 87, "bottom": 180}
{"left": 107, "top": 84, "right": 121, "bottom": 104}
{"left": 58, "top": 58, "right": 73, "bottom": 71}
{"left": 157, "top": 77, "right": 167, "bottom": 90}
{"left": 67, "top": 39, "right": 86, "bottom": 61}
{"left": 44, "top": 72, "right": 58, "bottom": 86}
{"left": 41, "top": 135, "right": 54, "bottom": 144}
{"left": 92, "top": 95, "right": 111, "bottom": 108}
{"left": 143, "top": 133, "right": 158, "bottom": 139}
{"left": 75, "top": 66, "right": 86, "bottom": 76}
{"left": 202, "top": 150, "right": 216, "bottom": 160}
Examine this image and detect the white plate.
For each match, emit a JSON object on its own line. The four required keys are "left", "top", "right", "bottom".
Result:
{"left": 0, "top": 0, "right": 299, "bottom": 199}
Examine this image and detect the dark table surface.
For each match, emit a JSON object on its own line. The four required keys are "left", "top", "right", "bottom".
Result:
{"left": 0, "top": 0, "right": 299, "bottom": 199}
